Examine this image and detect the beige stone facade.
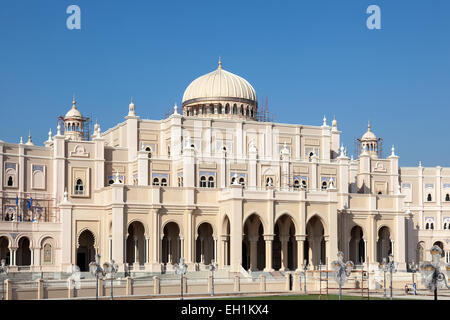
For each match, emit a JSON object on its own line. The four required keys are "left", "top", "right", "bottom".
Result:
{"left": 0, "top": 63, "right": 448, "bottom": 276}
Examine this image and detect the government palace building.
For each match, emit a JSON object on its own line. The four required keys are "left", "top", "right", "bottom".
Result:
{"left": 0, "top": 60, "right": 449, "bottom": 275}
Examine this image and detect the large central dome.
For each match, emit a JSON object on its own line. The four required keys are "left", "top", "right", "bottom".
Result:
{"left": 181, "top": 60, "right": 258, "bottom": 120}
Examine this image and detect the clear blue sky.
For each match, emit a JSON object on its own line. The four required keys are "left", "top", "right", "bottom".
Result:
{"left": 0, "top": 0, "right": 449, "bottom": 166}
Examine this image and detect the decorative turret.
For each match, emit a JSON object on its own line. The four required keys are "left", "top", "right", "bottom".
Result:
{"left": 128, "top": 98, "right": 136, "bottom": 117}
{"left": 357, "top": 121, "right": 383, "bottom": 158}
{"left": 60, "top": 96, "right": 88, "bottom": 141}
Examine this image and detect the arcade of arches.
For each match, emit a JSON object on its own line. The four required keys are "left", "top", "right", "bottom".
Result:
{"left": 70, "top": 218, "right": 443, "bottom": 273}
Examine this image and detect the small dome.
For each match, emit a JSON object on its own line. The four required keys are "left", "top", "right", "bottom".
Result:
{"left": 182, "top": 60, "right": 257, "bottom": 106}
{"left": 361, "top": 122, "right": 377, "bottom": 140}
{"left": 65, "top": 98, "right": 83, "bottom": 119}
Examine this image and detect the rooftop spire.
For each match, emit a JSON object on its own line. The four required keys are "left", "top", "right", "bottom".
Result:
{"left": 218, "top": 57, "right": 222, "bottom": 70}
{"left": 72, "top": 94, "right": 77, "bottom": 109}
{"left": 367, "top": 120, "right": 371, "bottom": 131}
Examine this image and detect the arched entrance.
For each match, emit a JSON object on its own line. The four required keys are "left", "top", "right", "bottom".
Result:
{"left": 162, "top": 222, "right": 180, "bottom": 265}
{"left": 126, "top": 221, "right": 146, "bottom": 266}
{"left": 376, "top": 226, "right": 391, "bottom": 263}
{"left": 242, "top": 214, "right": 265, "bottom": 271}
{"left": 416, "top": 241, "right": 425, "bottom": 263}
{"left": 305, "top": 216, "right": 326, "bottom": 268}
{"left": 349, "top": 226, "right": 365, "bottom": 264}
{"left": 0, "top": 236, "right": 10, "bottom": 265}
{"left": 433, "top": 241, "right": 445, "bottom": 259}
{"left": 196, "top": 223, "right": 214, "bottom": 264}
{"left": 77, "top": 230, "right": 95, "bottom": 271}
{"left": 221, "top": 216, "right": 230, "bottom": 266}
{"left": 273, "top": 215, "right": 296, "bottom": 271}
{"left": 17, "top": 237, "right": 31, "bottom": 266}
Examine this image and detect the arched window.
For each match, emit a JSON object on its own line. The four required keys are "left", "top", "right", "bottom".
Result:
{"left": 322, "top": 181, "right": 328, "bottom": 190}
{"left": 446, "top": 194, "right": 450, "bottom": 202}
{"left": 207, "top": 176, "right": 215, "bottom": 188}
{"left": 444, "top": 222, "right": 448, "bottom": 230}
{"left": 427, "top": 194, "right": 432, "bottom": 202}
{"left": 301, "top": 180, "right": 307, "bottom": 189}
{"left": 145, "top": 147, "right": 151, "bottom": 152}
{"left": 161, "top": 178, "right": 167, "bottom": 186}
{"left": 7, "top": 176, "right": 13, "bottom": 187}
{"left": 178, "top": 177, "right": 183, "bottom": 187}
{"left": 426, "top": 223, "right": 429, "bottom": 230}
{"left": 266, "top": 177, "right": 273, "bottom": 187}
{"left": 152, "top": 177, "right": 160, "bottom": 186}
{"left": 75, "top": 179, "right": 84, "bottom": 195}
{"left": 108, "top": 179, "right": 114, "bottom": 185}
{"left": 231, "top": 176, "right": 236, "bottom": 185}
{"left": 239, "top": 177, "right": 245, "bottom": 186}
{"left": 378, "top": 191, "right": 382, "bottom": 195}
{"left": 430, "top": 223, "right": 434, "bottom": 230}
{"left": 293, "top": 180, "right": 300, "bottom": 190}
{"left": 43, "top": 243, "right": 52, "bottom": 264}
{"left": 200, "top": 176, "right": 207, "bottom": 188}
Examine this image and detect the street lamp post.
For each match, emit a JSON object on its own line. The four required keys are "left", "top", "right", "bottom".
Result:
{"left": 0, "top": 259, "right": 8, "bottom": 300}
{"left": 380, "top": 254, "right": 397, "bottom": 300}
{"left": 379, "top": 258, "right": 387, "bottom": 298}
{"left": 89, "top": 254, "right": 105, "bottom": 301}
{"left": 175, "top": 257, "right": 187, "bottom": 300}
{"left": 419, "top": 245, "right": 450, "bottom": 301}
{"left": 209, "top": 259, "right": 217, "bottom": 297}
{"left": 302, "top": 259, "right": 308, "bottom": 295}
{"left": 103, "top": 259, "right": 118, "bottom": 300}
{"left": 331, "top": 251, "right": 354, "bottom": 300}
{"left": 409, "top": 261, "right": 418, "bottom": 295}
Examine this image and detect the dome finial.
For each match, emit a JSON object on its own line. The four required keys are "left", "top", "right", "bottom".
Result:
{"left": 218, "top": 57, "right": 222, "bottom": 69}
{"left": 367, "top": 120, "right": 371, "bottom": 131}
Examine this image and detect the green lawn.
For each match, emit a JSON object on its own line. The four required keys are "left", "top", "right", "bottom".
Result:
{"left": 213, "top": 294, "right": 400, "bottom": 300}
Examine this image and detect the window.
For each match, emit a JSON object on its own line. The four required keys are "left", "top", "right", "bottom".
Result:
{"left": 301, "top": 180, "right": 307, "bottom": 189}
{"left": 200, "top": 176, "right": 207, "bottom": 188}
{"left": 378, "top": 191, "right": 382, "bottom": 195}
{"left": 145, "top": 147, "right": 151, "bottom": 152}
{"left": 446, "top": 194, "right": 450, "bottom": 202}
{"left": 231, "top": 176, "right": 236, "bottom": 185}
{"left": 152, "top": 177, "right": 160, "bottom": 186}
{"left": 167, "top": 146, "right": 170, "bottom": 157}
{"left": 293, "top": 180, "right": 300, "bottom": 190}
{"left": 207, "top": 176, "right": 215, "bottom": 188}
{"left": 178, "top": 176, "right": 183, "bottom": 187}
{"left": 239, "top": 177, "right": 245, "bottom": 186}
{"left": 430, "top": 223, "right": 434, "bottom": 230}
{"left": 266, "top": 177, "right": 273, "bottom": 187}
{"left": 74, "top": 179, "right": 84, "bottom": 195}
{"left": 43, "top": 243, "right": 52, "bottom": 263}
{"left": 427, "top": 194, "right": 432, "bottom": 202}
{"left": 108, "top": 179, "right": 114, "bottom": 185}
{"left": 444, "top": 223, "right": 448, "bottom": 230}
{"left": 322, "top": 181, "right": 328, "bottom": 190}
{"left": 7, "top": 176, "right": 13, "bottom": 186}
{"left": 161, "top": 178, "right": 167, "bottom": 186}
{"left": 426, "top": 223, "right": 429, "bottom": 230}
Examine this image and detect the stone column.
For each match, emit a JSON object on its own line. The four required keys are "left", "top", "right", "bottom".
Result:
{"left": 213, "top": 237, "right": 217, "bottom": 263}
{"left": 263, "top": 235, "right": 274, "bottom": 272}
{"left": 200, "top": 237, "right": 205, "bottom": 264}
{"left": 280, "top": 235, "right": 289, "bottom": 271}
{"left": 133, "top": 236, "right": 138, "bottom": 264}
{"left": 249, "top": 236, "right": 258, "bottom": 271}
{"left": 179, "top": 236, "right": 184, "bottom": 259}
{"left": 295, "top": 236, "right": 305, "bottom": 272}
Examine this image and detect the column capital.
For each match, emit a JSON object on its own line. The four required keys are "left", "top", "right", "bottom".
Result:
{"left": 295, "top": 235, "right": 306, "bottom": 241}
{"left": 220, "top": 235, "right": 230, "bottom": 241}
{"left": 263, "top": 235, "right": 275, "bottom": 241}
